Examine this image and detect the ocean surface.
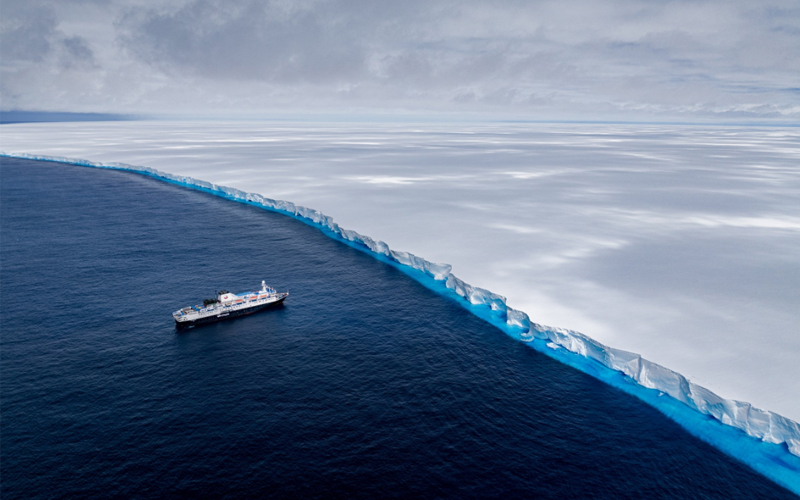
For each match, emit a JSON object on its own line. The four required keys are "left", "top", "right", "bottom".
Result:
{"left": 5, "top": 122, "right": 799, "bottom": 423}
{"left": 1, "top": 157, "right": 795, "bottom": 499}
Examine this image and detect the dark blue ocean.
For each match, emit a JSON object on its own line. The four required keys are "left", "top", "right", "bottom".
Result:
{"left": 1, "top": 157, "right": 795, "bottom": 499}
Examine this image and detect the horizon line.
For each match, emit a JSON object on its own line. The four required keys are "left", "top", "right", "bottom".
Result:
{"left": 1, "top": 110, "right": 798, "bottom": 128}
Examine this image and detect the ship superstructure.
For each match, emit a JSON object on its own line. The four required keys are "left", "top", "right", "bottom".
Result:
{"left": 173, "top": 281, "right": 288, "bottom": 328}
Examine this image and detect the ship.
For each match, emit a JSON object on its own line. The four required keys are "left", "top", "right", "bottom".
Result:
{"left": 173, "top": 281, "right": 288, "bottom": 328}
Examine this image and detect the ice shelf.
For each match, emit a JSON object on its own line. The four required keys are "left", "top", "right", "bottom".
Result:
{"left": 3, "top": 149, "right": 798, "bottom": 463}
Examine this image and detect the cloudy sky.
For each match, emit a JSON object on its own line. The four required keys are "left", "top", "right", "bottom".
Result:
{"left": 2, "top": 0, "right": 799, "bottom": 121}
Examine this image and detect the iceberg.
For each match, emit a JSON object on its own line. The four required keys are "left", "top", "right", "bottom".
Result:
{"left": 3, "top": 151, "right": 799, "bottom": 479}
{"left": 3, "top": 136, "right": 800, "bottom": 491}
{"left": 2, "top": 122, "right": 798, "bottom": 427}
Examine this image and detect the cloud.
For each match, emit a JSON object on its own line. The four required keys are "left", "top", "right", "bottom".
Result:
{"left": 61, "top": 36, "right": 95, "bottom": 66}
{"left": 1, "top": 0, "right": 798, "bottom": 119}
{"left": 1, "top": 2, "right": 60, "bottom": 63}
{"left": 116, "top": 0, "right": 369, "bottom": 82}
{"left": 1, "top": 2, "right": 96, "bottom": 66}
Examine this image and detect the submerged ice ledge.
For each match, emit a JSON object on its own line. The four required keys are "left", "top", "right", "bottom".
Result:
{"left": 5, "top": 151, "right": 799, "bottom": 460}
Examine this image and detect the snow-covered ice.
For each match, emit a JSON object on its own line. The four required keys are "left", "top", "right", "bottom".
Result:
{"left": 2, "top": 120, "right": 799, "bottom": 452}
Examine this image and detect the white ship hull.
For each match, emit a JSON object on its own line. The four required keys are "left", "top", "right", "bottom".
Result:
{"left": 173, "top": 282, "right": 288, "bottom": 328}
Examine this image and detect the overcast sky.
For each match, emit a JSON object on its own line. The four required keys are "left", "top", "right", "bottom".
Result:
{"left": 2, "top": 0, "right": 799, "bottom": 121}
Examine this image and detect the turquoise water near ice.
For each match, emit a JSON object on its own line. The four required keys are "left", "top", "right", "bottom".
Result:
{"left": 1, "top": 157, "right": 797, "bottom": 498}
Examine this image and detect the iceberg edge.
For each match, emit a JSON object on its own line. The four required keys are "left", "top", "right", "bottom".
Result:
{"left": 4, "top": 151, "right": 799, "bottom": 490}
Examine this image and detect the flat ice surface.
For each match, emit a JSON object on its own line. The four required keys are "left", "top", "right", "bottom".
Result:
{"left": 2, "top": 121, "right": 799, "bottom": 421}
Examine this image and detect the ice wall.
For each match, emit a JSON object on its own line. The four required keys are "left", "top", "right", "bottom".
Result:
{"left": 3, "top": 151, "right": 799, "bottom": 463}
{"left": 3, "top": 122, "right": 799, "bottom": 426}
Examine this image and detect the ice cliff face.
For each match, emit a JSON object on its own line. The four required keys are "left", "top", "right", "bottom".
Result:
{"left": 4, "top": 122, "right": 799, "bottom": 425}
{"left": 4, "top": 151, "right": 797, "bottom": 461}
